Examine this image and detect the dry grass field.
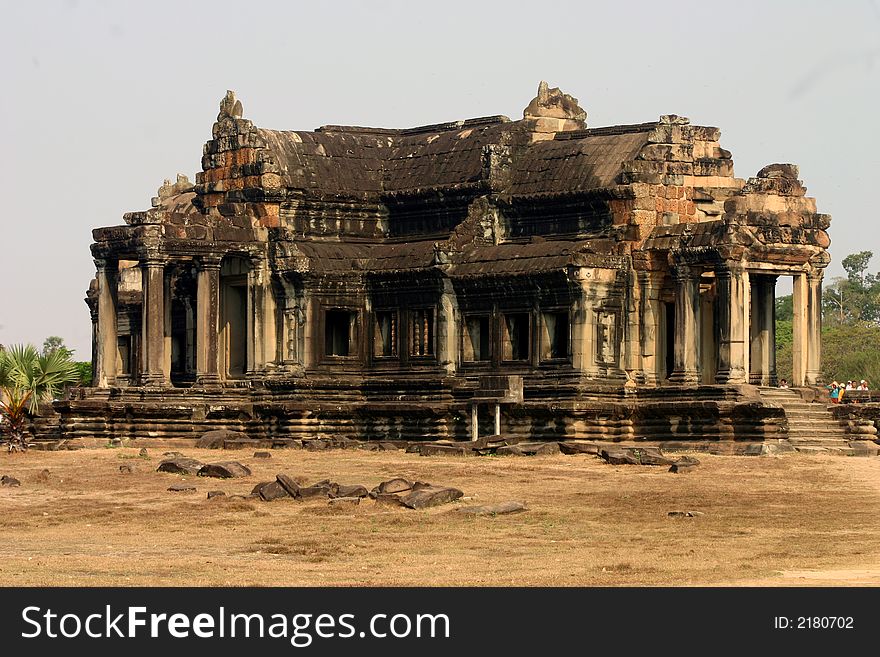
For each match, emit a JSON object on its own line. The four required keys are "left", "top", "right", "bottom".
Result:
{"left": 1, "top": 443, "right": 879, "bottom": 586}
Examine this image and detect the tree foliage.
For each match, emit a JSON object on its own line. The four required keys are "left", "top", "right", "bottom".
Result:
{"left": 0, "top": 343, "right": 80, "bottom": 451}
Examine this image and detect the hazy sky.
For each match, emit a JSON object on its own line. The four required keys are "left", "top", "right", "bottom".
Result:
{"left": 2, "top": 0, "right": 878, "bottom": 357}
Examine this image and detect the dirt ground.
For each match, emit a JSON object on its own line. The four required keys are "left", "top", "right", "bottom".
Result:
{"left": 1, "top": 443, "right": 879, "bottom": 586}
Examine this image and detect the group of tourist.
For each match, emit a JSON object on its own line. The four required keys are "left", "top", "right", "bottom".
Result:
{"left": 827, "top": 379, "right": 870, "bottom": 404}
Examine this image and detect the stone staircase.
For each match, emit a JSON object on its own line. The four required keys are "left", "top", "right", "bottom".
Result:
{"left": 759, "top": 387, "right": 851, "bottom": 450}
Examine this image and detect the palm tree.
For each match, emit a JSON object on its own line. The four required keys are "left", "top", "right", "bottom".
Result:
{"left": 0, "top": 344, "right": 80, "bottom": 451}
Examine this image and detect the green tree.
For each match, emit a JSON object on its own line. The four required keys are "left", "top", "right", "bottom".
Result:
{"left": 0, "top": 344, "right": 79, "bottom": 451}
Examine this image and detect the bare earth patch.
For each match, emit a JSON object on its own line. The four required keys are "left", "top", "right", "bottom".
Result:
{"left": 1, "top": 445, "right": 879, "bottom": 586}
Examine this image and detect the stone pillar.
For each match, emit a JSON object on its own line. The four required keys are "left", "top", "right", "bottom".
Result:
{"left": 669, "top": 264, "right": 702, "bottom": 384}
{"left": 94, "top": 259, "right": 119, "bottom": 388}
{"left": 140, "top": 258, "right": 168, "bottom": 387}
{"left": 639, "top": 272, "right": 664, "bottom": 385}
{"left": 196, "top": 257, "right": 221, "bottom": 386}
{"left": 246, "top": 257, "right": 263, "bottom": 376}
{"left": 494, "top": 403, "right": 501, "bottom": 436}
{"left": 471, "top": 403, "right": 479, "bottom": 441}
{"left": 715, "top": 265, "right": 749, "bottom": 384}
{"left": 792, "top": 273, "right": 808, "bottom": 387}
{"left": 749, "top": 275, "right": 777, "bottom": 386}
{"left": 806, "top": 270, "right": 823, "bottom": 385}
{"left": 436, "top": 279, "right": 458, "bottom": 375}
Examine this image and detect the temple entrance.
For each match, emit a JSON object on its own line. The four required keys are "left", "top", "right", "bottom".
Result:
{"left": 220, "top": 256, "right": 249, "bottom": 379}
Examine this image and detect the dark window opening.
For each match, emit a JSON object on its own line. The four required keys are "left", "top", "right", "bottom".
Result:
{"left": 463, "top": 316, "right": 490, "bottom": 362}
{"left": 665, "top": 301, "right": 675, "bottom": 379}
{"left": 374, "top": 311, "right": 397, "bottom": 357}
{"left": 410, "top": 309, "right": 434, "bottom": 357}
{"left": 325, "top": 310, "right": 354, "bottom": 357}
{"left": 542, "top": 311, "right": 569, "bottom": 360}
{"left": 502, "top": 313, "right": 530, "bottom": 361}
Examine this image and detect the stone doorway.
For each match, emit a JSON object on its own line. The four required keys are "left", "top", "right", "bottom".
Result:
{"left": 220, "top": 256, "right": 249, "bottom": 379}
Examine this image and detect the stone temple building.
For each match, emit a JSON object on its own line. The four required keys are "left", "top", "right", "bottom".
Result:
{"left": 54, "top": 82, "right": 845, "bottom": 446}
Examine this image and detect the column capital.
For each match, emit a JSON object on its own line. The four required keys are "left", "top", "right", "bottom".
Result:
{"left": 197, "top": 255, "right": 223, "bottom": 271}
{"left": 807, "top": 269, "right": 825, "bottom": 283}
{"left": 671, "top": 263, "right": 700, "bottom": 282}
{"left": 94, "top": 258, "right": 118, "bottom": 273}
{"left": 141, "top": 256, "right": 166, "bottom": 269}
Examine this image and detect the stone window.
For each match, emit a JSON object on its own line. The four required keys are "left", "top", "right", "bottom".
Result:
{"left": 374, "top": 310, "right": 397, "bottom": 357}
{"left": 410, "top": 309, "right": 434, "bottom": 357}
{"left": 463, "top": 315, "right": 490, "bottom": 362}
{"left": 541, "top": 310, "right": 569, "bottom": 360}
{"left": 502, "top": 313, "right": 530, "bottom": 361}
{"left": 325, "top": 310, "right": 355, "bottom": 357}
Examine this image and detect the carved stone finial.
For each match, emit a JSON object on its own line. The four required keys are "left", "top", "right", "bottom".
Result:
{"left": 523, "top": 81, "right": 587, "bottom": 122}
{"left": 757, "top": 163, "right": 799, "bottom": 180}
{"left": 218, "top": 90, "right": 243, "bottom": 120}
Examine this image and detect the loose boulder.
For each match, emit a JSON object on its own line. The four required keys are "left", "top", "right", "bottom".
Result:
{"left": 257, "top": 481, "right": 291, "bottom": 501}
{"left": 197, "top": 461, "right": 252, "bottom": 479}
{"left": 559, "top": 442, "right": 599, "bottom": 455}
{"left": 197, "top": 429, "right": 249, "bottom": 449}
{"left": 138, "top": 448, "right": 148, "bottom": 458}
{"left": 517, "top": 442, "right": 561, "bottom": 456}
{"left": 419, "top": 443, "right": 470, "bottom": 457}
{"left": 669, "top": 456, "right": 701, "bottom": 473}
{"left": 668, "top": 510, "right": 705, "bottom": 518}
{"left": 253, "top": 451, "right": 272, "bottom": 459}
{"left": 375, "top": 478, "right": 413, "bottom": 495}
{"left": 157, "top": 458, "right": 205, "bottom": 475}
{"left": 276, "top": 474, "right": 301, "bottom": 497}
{"left": 600, "top": 447, "right": 674, "bottom": 466}
{"left": 1, "top": 475, "right": 21, "bottom": 487}
{"left": 119, "top": 464, "right": 134, "bottom": 474}
{"left": 207, "top": 491, "right": 226, "bottom": 499}
{"left": 332, "top": 484, "right": 369, "bottom": 499}
{"left": 168, "top": 484, "right": 196, "bottom": 493}
{"left": 495, "top": 445, "right": 525, "bottom": 456}
{"left": 456, "top": 501, "right": 527, "bottom": 516}
{"left": 329, "top": 497, "right": 360, "bottom": 509}
{"left": 399, "top": 486, "right": 464, "bottom": 510}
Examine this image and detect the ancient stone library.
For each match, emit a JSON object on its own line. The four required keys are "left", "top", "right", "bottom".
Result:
{"left": 50, "top": 81, "right": 869, "bottom": 450}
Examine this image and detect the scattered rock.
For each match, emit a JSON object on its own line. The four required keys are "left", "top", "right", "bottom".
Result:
{"left": 197, "top": 429, "right": 249, "bottom": 449}
{"left": 1, "top": 475, "right": 21, "bottom": 487}
{"left": 374, "top": 493, "right": 405, "bottom": 506}
{"left": 399, "top": 486, "right": 464, "bottom": 509}
{"left": 257, "top": 481, "right": 291, "bottom": 501}
{"left": 329, "top": 496, "right": 360, "bottom": 509}
{"left": 298, "top": 485, "right": 330, "bottom": 499}
{"left": 163, "top": 451, "right": 185, "bottom": 458}
{"left": 168, "top": 484, "right": 196, "bottom": 493}
{"left": 456, "top": 501, "right": 527, "bottom": 516}
{"left": 109, "top": 438, "right": 123, "bottom": 447}
{"left": 359, "top": 442, "right": 381, "bottom": 451}
{"left": 404, "top": 443, "right": 422, "bottom": 453}
{"left": 119, "top": 464, "right": 134, "bottom": 474}
{"left": 600, "top": 447, "right": 674, "bottom": 466}
{"left": 669, "top": 456, "right": 701, "bottom": 473}
{"left": 275, "top": 474, "right": 301, "bottom": 497}
{"left": 375, "top": 478, "right": 413, "bottom": 494}
{"left": 157, "top": 458, "right": 205, "bottom": 475}
{"left": 419, "top": 443, "right": 471, "bottom": 456}
{"left": 495, "top": 445, "right": 525, "bottom": 456}
{"left": 517, "top": 442, "right": 561, "bottom": 456}
{"left": 558, "top": 442, "right": 599, "bottom": 455}
{"left": 197, "top": 461, "right": 252, "bottom": 479}
{"left": 378, "top": 442, "right": 400, "bottom": 451}
{"left": 207, "top": 490, "right": 226, "bottom": 499}
{"left": 332, "top": 484, "right": 369, "bottom": 499}
{"left": 253, "top": 451, "right": 272, "bottom": 459}
{"left": 304, "top": 440, "right": 328, "bottom": 451}
{"left": 138, "top": 448, "right": 149, "bottom": 458}
{"left": 59, "top": 438, "right": 86, "bottom": 450}
{"left": 668, "top": 511, "right": 705, "bottom": 518}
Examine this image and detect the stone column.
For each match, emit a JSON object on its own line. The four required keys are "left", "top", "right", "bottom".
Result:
{"left": 792, "top": 273, "right": 808, "bottom": 387}
{"left": 436, "top": 279, "right": 458, "bottom": 375}
{"left": 715, "top": 265, "right": 748, "bottom": 384}
{"left": 806, "top": 270, "right": 823, "bottom": 385}
{"left": 471, "top": 403, "right": 479, "bottom": 441}
{"left": 246, "top": 256, "right": 268, "bottom": 377}
{"left": 196, "top": 257, "right": 221, "bottom": 386}
{"left": 669, "top": 264, "right": 702, "bottom": 384}
{"left": 749, "top": 275, "right": 777, "bottom": 386}
{"left": 94, "top": 258, "right": 119, "bottom": 388}
{"left": 494, "top": 403, "right": 501, "bottom": 436}
{"left": 140, "top": 258, "right": 168, "bottom": 387}
{"left": 639, "top": 272, "right": 664, "bottom": 385}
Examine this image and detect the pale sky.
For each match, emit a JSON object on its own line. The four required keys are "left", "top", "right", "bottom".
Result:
{"left": 2, "top": 0, "right": 878, "bottom": 357}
